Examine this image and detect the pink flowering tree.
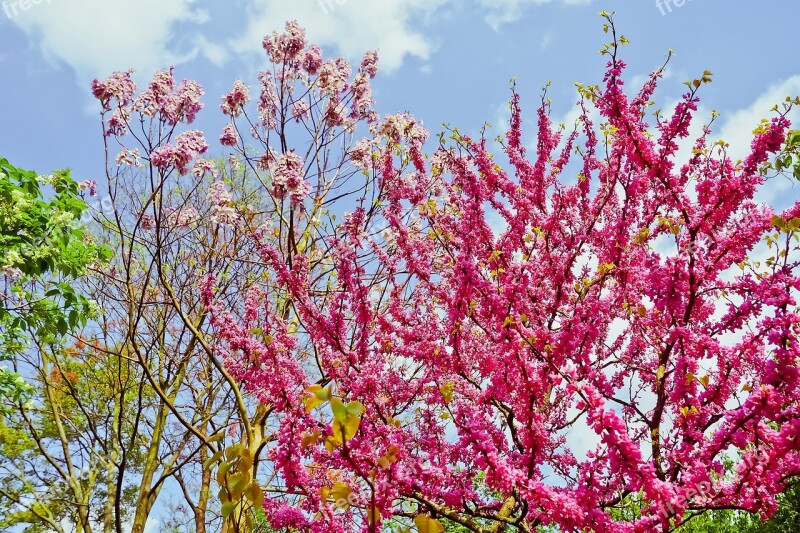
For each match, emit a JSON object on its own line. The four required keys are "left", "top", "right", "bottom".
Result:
{"left": 89, "top": 60, "right": 281, "bottom": 532}
{"left": 90, "top": 15, "right": 800, "bottom": 533}
{"left": 87, "top": 19, "right": 389, "bottom": 533}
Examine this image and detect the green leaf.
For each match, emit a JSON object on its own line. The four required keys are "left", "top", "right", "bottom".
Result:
{"left": 203, "top": 449, "right": 224, "bottom": 470}
{"left": 221, "top": 501, "right": 237, "bottom": 518}
{"left": 244, "top": 482, "right": 265, "bottom": 507}
{"left": 330, "top": 397, "right": 347, "bottom": 422}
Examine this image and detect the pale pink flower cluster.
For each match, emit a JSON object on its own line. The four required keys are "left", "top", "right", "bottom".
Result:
{"left": 291, "top": 99, "right": 310, "bottom": 122}
{"left": 191, "top": 158, "right": 216, "bottom": 178}
{"left": 349, "top": 138, "right": 379, "bottom": 170}
{"left": 171, "top": 80, "right": 204, "bottom": 124}
{"left": 220, "top": 80, "right": 250, "bottom": 118}
{"left": 350, "top": 73, "right": 373, "bottom": 120}
{"left": 149, "top": 130, "right": 208, "bottom": 175}
{"left": 207, "top": 181, "right": 239, "bottom": 226}
{"left": 166, "top": 206, "right": 201, "bottom": 228}
{"left": 91, "top": 69, "right": 136, "bottom": 109}
{"left": 93, "top": 68, "right": 203, "bottom": 135}
{"left": 207, "top": 180, "right": 233, "bottom": 205}
{"left": 227, "top": 154, "right": 243, "bottom": 171}
{"left": 2, "top": 265, "right": 23, "bottom": 278}
{"left": 272, "top": 151, "right": 303, "bottom": 188}
{"left": 360, "top": 50, "right": 379, "bottom": 78}
{"left": 272, "top": 151, "right": 311, "bottom": 206}
{"left": 105, "top": 106, "right": 131, "bottom": 136}
{"left": 301, "top": 45, "right": 323, "bottom": 76}
{"left": 317, "top": 57, "right": 351, "bottom": 94}
{"left": 133, "top": 68, "right": 204, "bottom": 125}
{"left": 376, "top": 113, "right": 429, "bottom": 145}
{"left": 115, "top": 147, "right": 142, "bottom": 167}
{"left": 263, "top": 20, "right": 307, "bottom": 64}
{"left": 140, "top": 214, "right": 155, "bottom": 231}
{"left": 135, "top": 68, "right": 175, "bottom": 114}
{"left": 78, "top": 180, "right": 97, "bottom": 196}
{"left": 215, "top": 21, "right": 377, "bottom": 143}
{"left": 323, "top": 98, "right": 350, "bottom": 129}
{"left": 256, "top": 147, "right": 279, "bottom": 172}
{"left": 257, "top": 71, "right": 279, "bottom": 129}
{"left": 220, "top": 123, "right": 238, "bottom": 147}
{"left": 429, "top": 147, "right": 469, "bottom": 181}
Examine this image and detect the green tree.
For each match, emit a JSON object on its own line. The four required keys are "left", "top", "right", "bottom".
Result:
{"left": 675, "top": 478, "right": 800, "bottom": 532}
{"left": 0, "top": 158, "right": 116, "bottom": 531}
{"left": 0, "top": 157, "right": 110, "bottom": 403}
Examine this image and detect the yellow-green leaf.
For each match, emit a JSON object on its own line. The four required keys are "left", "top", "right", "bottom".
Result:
{"left": 304, "top": 385, "right": 331, "bottom": 412}
{"left": 225, "top": 443, "right": 243, "bottom": 461}
{"left": 221, "top": 501, "right": 237, "bottom": 518}
{"left": 346, "top": 400, "right": 364, "bottom": 418}
{"left": 330, "top": 482, "right": 352, "bottom": 509}
{"left": 440, "top": 382, "right": 455, "bottom": 404}
{"left": 202, "top": 449, "right": 224, "bottom": 470}
{"left": 330, "top": 397, "right": 347, "bottom": 422}
{"left": 244, "top": 482, "right": 264, "bottom": 507}
{"left": 415, "top": 514, "right": 445, "bottom": 533}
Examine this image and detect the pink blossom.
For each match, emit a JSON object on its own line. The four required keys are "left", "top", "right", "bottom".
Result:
{"left": 78, "top": 180, "right": 97, "bottom": 196}
{"left": 257, "top": 71, "right": 279, "bottom": 129}
{"left": 130, "top": 68, "right": 204, "bottom": 125}
{"left": 349, "top": 138, "right": 378, "bottom": 170}
{"left": 207, "top": 181, "right": 239, "bottom": 226}
{"left": 167, "top": 79, "right": 204, "bottom": 124}
{"left": 133, "top": 67, "right": 175, "bottom": 117}
{"left": 219, "top": 123, "right": 239, "bottom": 147}
{"left": 207, "top": 180, "right": 234, "bottom": 206}
{"left": 220, "top": 80, "right": 250, "bottom": 117}
{"left": 91, "top": 69, "right": 136, "bottom": 108}
{"left": 301, "top": 44, "right": 323, "bottom": 75}
{"left": 191, "top": 158, "right": 216, "bottom": 178}
{"left": 317, "top": 57, "right": 351, "bottom": 94}
{"left": 360, "top": 50, "right": 379, "bottom": 78}
{"left": 149, "top": 130, "right": 207, "bottom": 175}
{"left": 323, "top": 98, "right": 349, "bottom": 128}
{"left": 140, "top": 214, "right": 155, "bottom": 231}
{"left": 350, "top": 72, "right": 373, "bottom": 119}
{"left": 291, "top": 99, "right": 310, "bottom": 122}
{"left": 115, "top": 148, "right": 142, "bottom": 167}
{"left": 272, "top": 151, "right": 304, "bottom": 189}
{"left": 263, "top": 20, "right": 307, "bottom": 64}
{"left": 192, "top": 19, "right": 800, "bottom": 532}
{"left": 271, "top": 151, "right": 310, "bottom": 206}
{"left": 166, "top": 205, "right": 200, "bottom": 227}
{"left": 105, "top": 106, "right": 131, "bottom": 137}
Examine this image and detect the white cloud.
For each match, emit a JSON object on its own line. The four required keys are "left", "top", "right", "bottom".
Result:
{"left": 715, "top": 76, "right": 800, "bottom": 161}
{"left": 7, "top": 0, "right": 214, "bottom": 82}
{"left": 662, "top": 75, "right": 800, "bottom": 207}
{"left": 476, "top": 0, "right": 593, "bottom": 30}
{"left": 230, "top": 0, "right": 595, "bottom": 72}
{"left": 231, "top": 0, "right": 448, "bottom": 74}
{"left": 539, "top": 29, "right": 555, "bottom": 51}
{"left": 549, "top": 72, "right": 800, "bottom": 208}
{"left": 5, "top": 0, "right": 595, "bottom": 84}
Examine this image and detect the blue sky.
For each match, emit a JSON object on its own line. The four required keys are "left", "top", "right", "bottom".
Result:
{"left": 1, "top": 0, "right": 799, "bottom": 204}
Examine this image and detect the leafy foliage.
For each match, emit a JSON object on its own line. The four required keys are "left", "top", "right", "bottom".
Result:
{"left": 0, "top": 158, "right": 109, "bottom": 403}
